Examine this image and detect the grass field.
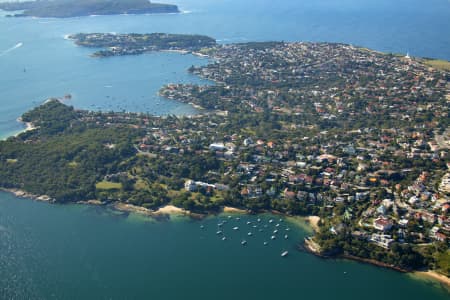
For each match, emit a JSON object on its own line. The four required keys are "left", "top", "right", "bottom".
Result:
{"left": 95, "top": 181, "right": 123, "bottom": 190}
{"left": 423, "top": 59, "right": 450, "bottom": 71}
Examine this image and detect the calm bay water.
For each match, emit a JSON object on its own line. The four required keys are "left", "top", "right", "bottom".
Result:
{"left": 0, "top": 0, "right": 450, "bottom": 298}
{"left": 0, "top": 192, "right": 448, "bottom": 299}
{"left": 0, "top": 0, "right": 449, "bottom": 137}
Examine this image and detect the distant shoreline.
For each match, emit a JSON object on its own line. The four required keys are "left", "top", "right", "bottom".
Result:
{"left": 1, "top": 12, "right": 178, "bottom": 20}
{"left": 0, "top": 0, "right": 180, "bottom": 19}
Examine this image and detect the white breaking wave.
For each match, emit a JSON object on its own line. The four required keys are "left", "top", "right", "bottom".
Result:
{"left": 0, "top": 42, "right": 23, "bottom": 57}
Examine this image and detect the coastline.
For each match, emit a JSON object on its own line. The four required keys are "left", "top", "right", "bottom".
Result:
{"left": 14, "top": 117, "right": 36, "bottom": 137}
{"left": 223, "top": 206, "right": 247, "bottom": 214}
{"left": 3, "top": 184, "right": 450, "bottom": 289}
{"left": 303, "top": 235, "right": 450, "bottom": 287}
{"left": 3, "top": 107, "right": 449, "bottom": 287}
{"left": 306, "top": 215, "right": 320, "bottom": 232}
{"left": 339, "top": 254, "right": 409, "bottom": 273}
{"left": 303, "top": 236, "right": 408, "bottom": 271}
{"left": 0, "top": 187, "right": 53, "bottom": 202}
{"left": 413, "top": 271, "right": 450, "bottom": 288}
{"left": 113, "top": 202, "right": 188, "bottom": 217}
{"left": 162, "top": 49, "right": 190, "bottom": 55}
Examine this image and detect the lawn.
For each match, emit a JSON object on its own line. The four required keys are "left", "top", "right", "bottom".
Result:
{"left": 95, "top": 181, "right": 123, "bottom": 190}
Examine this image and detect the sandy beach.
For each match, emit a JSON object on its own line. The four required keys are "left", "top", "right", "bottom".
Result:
{"left": 223, "top": 206, "right": 247, "bottom": 214}
{"left": 413, "top": 271, "right": 450, "bottom": 288}
{"left": 14, "top": 118, "right": 37, "bottom": 137}
{"left": 154, "top": 205, "right": 186, "bottom": 215}
{"left": 306, "top": 216, "right": 321, "bottom": 232}
{"left": 114, "top": 203, "right": 188, "bottom": 217}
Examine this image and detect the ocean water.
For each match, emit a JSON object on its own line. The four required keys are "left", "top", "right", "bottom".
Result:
{"left": 0, "top": 0, "right": 449, "bottom": 298}
{"left": 0, "top": 192, "right": 448, "bottom": 299}
{"left": 0, "top": 0, "right": 449, "bottom": 137}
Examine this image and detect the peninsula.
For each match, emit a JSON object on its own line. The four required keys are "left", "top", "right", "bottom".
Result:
{"left": 0, "top": 0, "right": 179, "bottom": 18}
{"left": 69, "top": 33, "right": 216, "bottom": 57}
{"left": 1, "top": 34, "right": 450, "bottom": 280}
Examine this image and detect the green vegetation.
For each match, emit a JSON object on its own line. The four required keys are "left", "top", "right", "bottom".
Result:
{"left": 0, "top": 0, "right": 179, "bottom": 18}
{"left": 423, "top": 59, "right": 450, "bottom": 71}
{"left": 69, "top": 33, "right": 217, "bottom": 57}
{"left": 0, "top": 100, "right": 140, "bottom": 202}
{"left": 436, "top": 250, "right": 450, "bottom": 276}
{"left": 96, "top": 181, "right": 123, "bottom": 190}
{"left": 1, "top": 38, "right": 449, "bottom": 274}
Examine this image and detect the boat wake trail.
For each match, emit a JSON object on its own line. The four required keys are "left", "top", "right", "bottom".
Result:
{"left": 0, "top": 42, "right": 23, "bottom": 57}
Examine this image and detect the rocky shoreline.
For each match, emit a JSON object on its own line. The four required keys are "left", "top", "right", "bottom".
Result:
{"left": 302, "top": 236, "right": 450, "bottom": 288}
{"left": 0, "top": 186, "right": 247, "bottom": 221}
{"left": 1, "top": 187, "right": 54, "bottom": 203}
{"left": 3, "top": 184, "right": 449, "bottom": 288}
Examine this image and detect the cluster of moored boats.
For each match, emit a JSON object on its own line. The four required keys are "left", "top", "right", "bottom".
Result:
{"left": 200, "top": 216, "right": 291, "bottom": 257}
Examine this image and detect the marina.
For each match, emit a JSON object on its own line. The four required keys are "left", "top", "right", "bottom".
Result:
{"left": 199, "top": 214, "right": 295, "bottom": 258}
